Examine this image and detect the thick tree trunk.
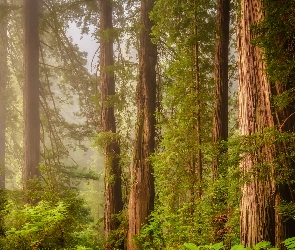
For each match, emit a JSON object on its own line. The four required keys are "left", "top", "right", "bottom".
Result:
{"left": 99, "top": 0, "right": 123, "bottom": 247}
{"left": 23, "top": 0, "right": 41, "bottom": 190}
{"left": 238, "top": 0, "right": 276, "bottom": 246}
{"left": 0, "top": 0, "right": 7, "bottom": 190}
{"left": 127, "top": 0, "right": 157, "bottom": 248}
{"left": 212, "top": 0, "right": 229, "bottom": 181}
{"left": 268, "top": 3, "right": 295, "bottom": 245}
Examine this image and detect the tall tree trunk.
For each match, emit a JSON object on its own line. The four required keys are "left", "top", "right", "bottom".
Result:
{"left": 194, "top": 41, "right": 202, "bottom": 200}
{"left": 190, "top": 2, "right": 203, "bottom": 206}
{"left": 127, "top": 0, "right": 157, "bottom": 248}
{"left": 189, "top": 25, "right": 202, "bottom": 212}
{"left": 212, "top": 0, "right": 229, "bottom": 181}
{"left": 23, "top": 0, "right": 40, "bottom": 190}
{"left": 0, "top": 0, "right": 8, "bottom": 190}
{"left": 99, "top": 0, "right": 123, "bottom": 247}
{"left": 238, "top": 0, "right": 276, "bottom": 246}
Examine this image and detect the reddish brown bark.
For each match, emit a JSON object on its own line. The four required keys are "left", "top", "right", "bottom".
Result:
{"left": 212, "top": 0, "right": 229, "bottom": 181}
{"left": 23, "top": 0, "right": 41, "bottom": 190}
{"left": 99, "top": 0, "right": 123, "bottom": 246}
{"left": 238, "top": 0, "right": 276, "bottom": 246}
{"left": 127, "top": 0, "right": 157, "bottom": 248}
{"left": 270, "top": 17, "right": 295, "bottom": 250}
{"left": 0, "top": 0, "right": 8, "bottom": 190}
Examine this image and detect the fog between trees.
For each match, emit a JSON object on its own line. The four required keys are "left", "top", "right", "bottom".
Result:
{"left": 1, "top": 0, "right": 295, "bottom": 249}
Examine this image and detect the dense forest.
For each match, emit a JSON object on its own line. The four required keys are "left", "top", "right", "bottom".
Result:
{"left": 0, "top": 0, "right": 295, "bottom": 249}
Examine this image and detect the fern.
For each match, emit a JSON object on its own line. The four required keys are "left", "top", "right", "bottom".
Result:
{"left": 183, "top": 242, "right": 224, "bottom": 250}
{"left": 183, "top": 243, "right": 200, "bottom": 250}
{"left": 253, "top": 241, "right": 278, "bottom": 250}
{"left": 283, "top": 237, "right": 295, "bottom": 250}
{"left": 183, "top": 240, "right": 282, "bottom": 250}
{"left": 230, "top": 245, "right": 251, "bottom": 250}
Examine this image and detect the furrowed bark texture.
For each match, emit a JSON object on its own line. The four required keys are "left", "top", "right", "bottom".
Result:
{"left": 99, "top": 0, "right": 123, "bottom": 246}
{"left": 269, "top": 3, "right": 295, "bottom": 246}
{"left": 212, "top": 0, "right": 229, "bottom": 181}
{"left": 0, "top": 0, "right": 7, "bottom": 190}
{"left": 127, "top": 0, "right": 157, "bottom": 248}
{"left": 23, "top": 0, "right": 41, "bottom": 189}
{"left": 238, "top": 0, "right": 276, "bottom": 246}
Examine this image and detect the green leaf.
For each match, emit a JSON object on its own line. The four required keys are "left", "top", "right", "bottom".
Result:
{"left": 253, "top": 241, "right": 272, "bottom": 249}
{"left": 230, "top": 245, "right": 249, "bottom": 250}
{"left": 212, "top": 242, "right": 224, "bottom": 250}
{"left": 283, "top": 237, "right": 295, "bottom": 250}
{"left": 76, "top": 246, "right": 92, "bottom": 250}
{"left": 183, "top": 243, "right": 200, "bottom": 250}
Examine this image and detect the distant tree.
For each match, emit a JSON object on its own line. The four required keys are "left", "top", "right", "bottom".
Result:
{"left": 23, "top": 0, "right": 41, "bottom": 190}
{"left": 212, "top": 0, "right": 229, "bottom": 181}
{"left": 99, "top": 0, "right": 123, "bottom": 248}
{"left": 127, "top": 0, "right": 157, "bottom": 248}
{"left": 190, "top": 4, "right": 203, "bottom": 204}
{"left": 0, "top": 0, "right": 8, "bottom": 190}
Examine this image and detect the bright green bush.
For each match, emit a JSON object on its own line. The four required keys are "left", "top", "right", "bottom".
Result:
{"left": 0, "top": 166, "right": 103, "bottom": 250}
{"left": 182, "top": 237, "right": 295, "bottom": 250}
{"left": 0, "top": 197, "right": 102, "bottom": 249}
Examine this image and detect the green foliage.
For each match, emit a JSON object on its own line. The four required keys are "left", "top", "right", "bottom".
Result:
{"left": 0, "top": 190, "right": 7, "bottom": 237}
{"left": 183, "top": 241, "right": 281, "bottom": 250}
{"left": 137, "top": 132, "right": 243, "bottom": 248}
{"left": 184, "top": 242, "right": 202, "bottom": 250}
{"left": 0, "top": 198, "right": 102, "bottom": 249}
{"left": 134, "top": 209, "right": 165, "bottom": 249}
{"left": 4, "top": 0, "right": 295, "bottom": 249}
{"left": 252, "top": 241, "right": 277, "bottom": 250}
{"left": 3, "top": 201, "right": 68, "bottom": 249}
{"left": 277, "top": 201, "right": 295, "bottom": 221}
{"left": 136, "top": 119, "right": 295, "bottom": 248}
{"left": 283, "top": 237, "right": 295, "bottom": 250}
{"left": 252, "top": 0, "right": 295, "bottom": 87}
{"left": 230, "top": 245, "right": 250, "bottom": 250}
{"left": 92, "top": 131, "right": 119, "bottom": 150}
{"left": 136, "top": 0, "right": 241, "bottom": 245}
{"left": 183, "top": 242, "right": 224, "bottom": 250}
{"left": 0, "top": 168, "right": 103, "bottom": 249}
{"left": 105, "top": 211, "right": 128, "bottom": 249}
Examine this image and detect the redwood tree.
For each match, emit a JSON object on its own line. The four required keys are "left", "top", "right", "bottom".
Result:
{"left": 238, "top": 0, "right": 276, "bottom": 246}
{"left": 0, "top": 0, "right": 8, "bottom": 190}
{"left": 127, "top": 0, "right": 157, "bottom": 248}
{"left": 23, "top": 0, "right": 41, "bottom": 190}
{"left": 99, "top": 0, "right": 123, "bottom": 247}
{"left": 254, "top": 0, "right": 295, "bottom": 245}
{"left": 212, "top": 0, "right": 229, "bottom": 181}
